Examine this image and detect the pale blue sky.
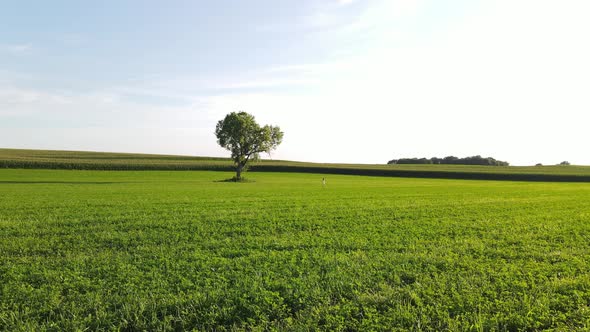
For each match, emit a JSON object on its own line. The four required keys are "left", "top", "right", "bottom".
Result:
{"left": 1, "top": 0, "right": 589, "bottom": 165}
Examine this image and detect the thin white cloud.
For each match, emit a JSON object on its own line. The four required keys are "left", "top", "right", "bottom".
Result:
{"left": 0, "top": 85, "right": 207, "bottom": 130}
{"left": 257, "top": 0, "right": 369, "bottom": 32}
{"left": 337, "top": 0, "right": 357, "bottom": 5}
{"left": 304, "top": 11, "right": 343, "bottom": 29}
{"left": 109, "top": 69, "right": 319, "bottom": 101}
{"left": 0, "top": 43, "right": 33, "bottom": 54}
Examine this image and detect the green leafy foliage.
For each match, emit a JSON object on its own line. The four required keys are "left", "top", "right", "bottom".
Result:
{"left": 388, "top": 155, "right": 510, "bottom": 166}
{"left": 215, "top": 112, "right": 283, "bottom": 179}
{"left": 1, "top": 169, "right": 590, "bottom": 330}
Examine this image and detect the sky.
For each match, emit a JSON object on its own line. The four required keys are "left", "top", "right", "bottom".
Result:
{"left": 1, "top": 0, "right": 589, "bottom": 166}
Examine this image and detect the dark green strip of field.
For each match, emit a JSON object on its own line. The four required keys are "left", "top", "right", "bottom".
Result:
{"left": 2, "top": 148, "right": 590, "bottom": 182}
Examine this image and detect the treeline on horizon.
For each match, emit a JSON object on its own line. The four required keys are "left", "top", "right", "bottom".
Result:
{"left": 388, "top": 155, "right": 510, "bottom": 166}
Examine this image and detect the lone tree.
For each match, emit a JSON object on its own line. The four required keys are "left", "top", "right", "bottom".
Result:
{"left": 215, "top": 111, "right": 283, "bottom": 180}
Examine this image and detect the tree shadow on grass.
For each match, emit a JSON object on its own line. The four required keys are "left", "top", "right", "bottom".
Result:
{"left": 214, "top": 177, "right": 255, "bottom": 183}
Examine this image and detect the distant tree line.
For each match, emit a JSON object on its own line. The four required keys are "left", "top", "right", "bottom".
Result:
{"left": 388, "top": 155, "right": 510, "bottom": 166}
{"left": 538, "top": 161, "right": 571, "bottom": 166}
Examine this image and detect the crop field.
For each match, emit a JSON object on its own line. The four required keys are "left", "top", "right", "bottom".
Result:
{"left": 1, "top": 169, "right": 590, "bottom": 330}
{"left": 3, "top": 148, "right": 590, "bottom": 182}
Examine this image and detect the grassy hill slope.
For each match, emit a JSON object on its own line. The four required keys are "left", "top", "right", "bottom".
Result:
{"left": 2, "top": 148, "right": 589, "bottom": 182}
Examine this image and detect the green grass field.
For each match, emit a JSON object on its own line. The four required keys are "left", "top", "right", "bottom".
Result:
{"left": 2, "top": 148, "right": 590, "bottom": 182}
{"left": 1, "top": 169, "right": 590, "bottom": 330}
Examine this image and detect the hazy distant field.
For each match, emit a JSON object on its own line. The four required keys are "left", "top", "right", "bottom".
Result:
{"left": 1, "top": 169, "right": 589, "bottom": 330}
{"left": 2, "top": 148, "right": 590, "bottom": 182}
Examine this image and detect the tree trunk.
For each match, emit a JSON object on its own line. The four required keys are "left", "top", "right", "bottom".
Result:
{"left": 236, "top": 164, "right": 243, "bottom": 180}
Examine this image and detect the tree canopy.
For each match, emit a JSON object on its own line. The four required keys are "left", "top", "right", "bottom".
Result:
{"left": 215, "top": 111, "right": 283, "bottom": 180}
{"left": 388, "top": 155, "right": 509, "bottom": 166}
